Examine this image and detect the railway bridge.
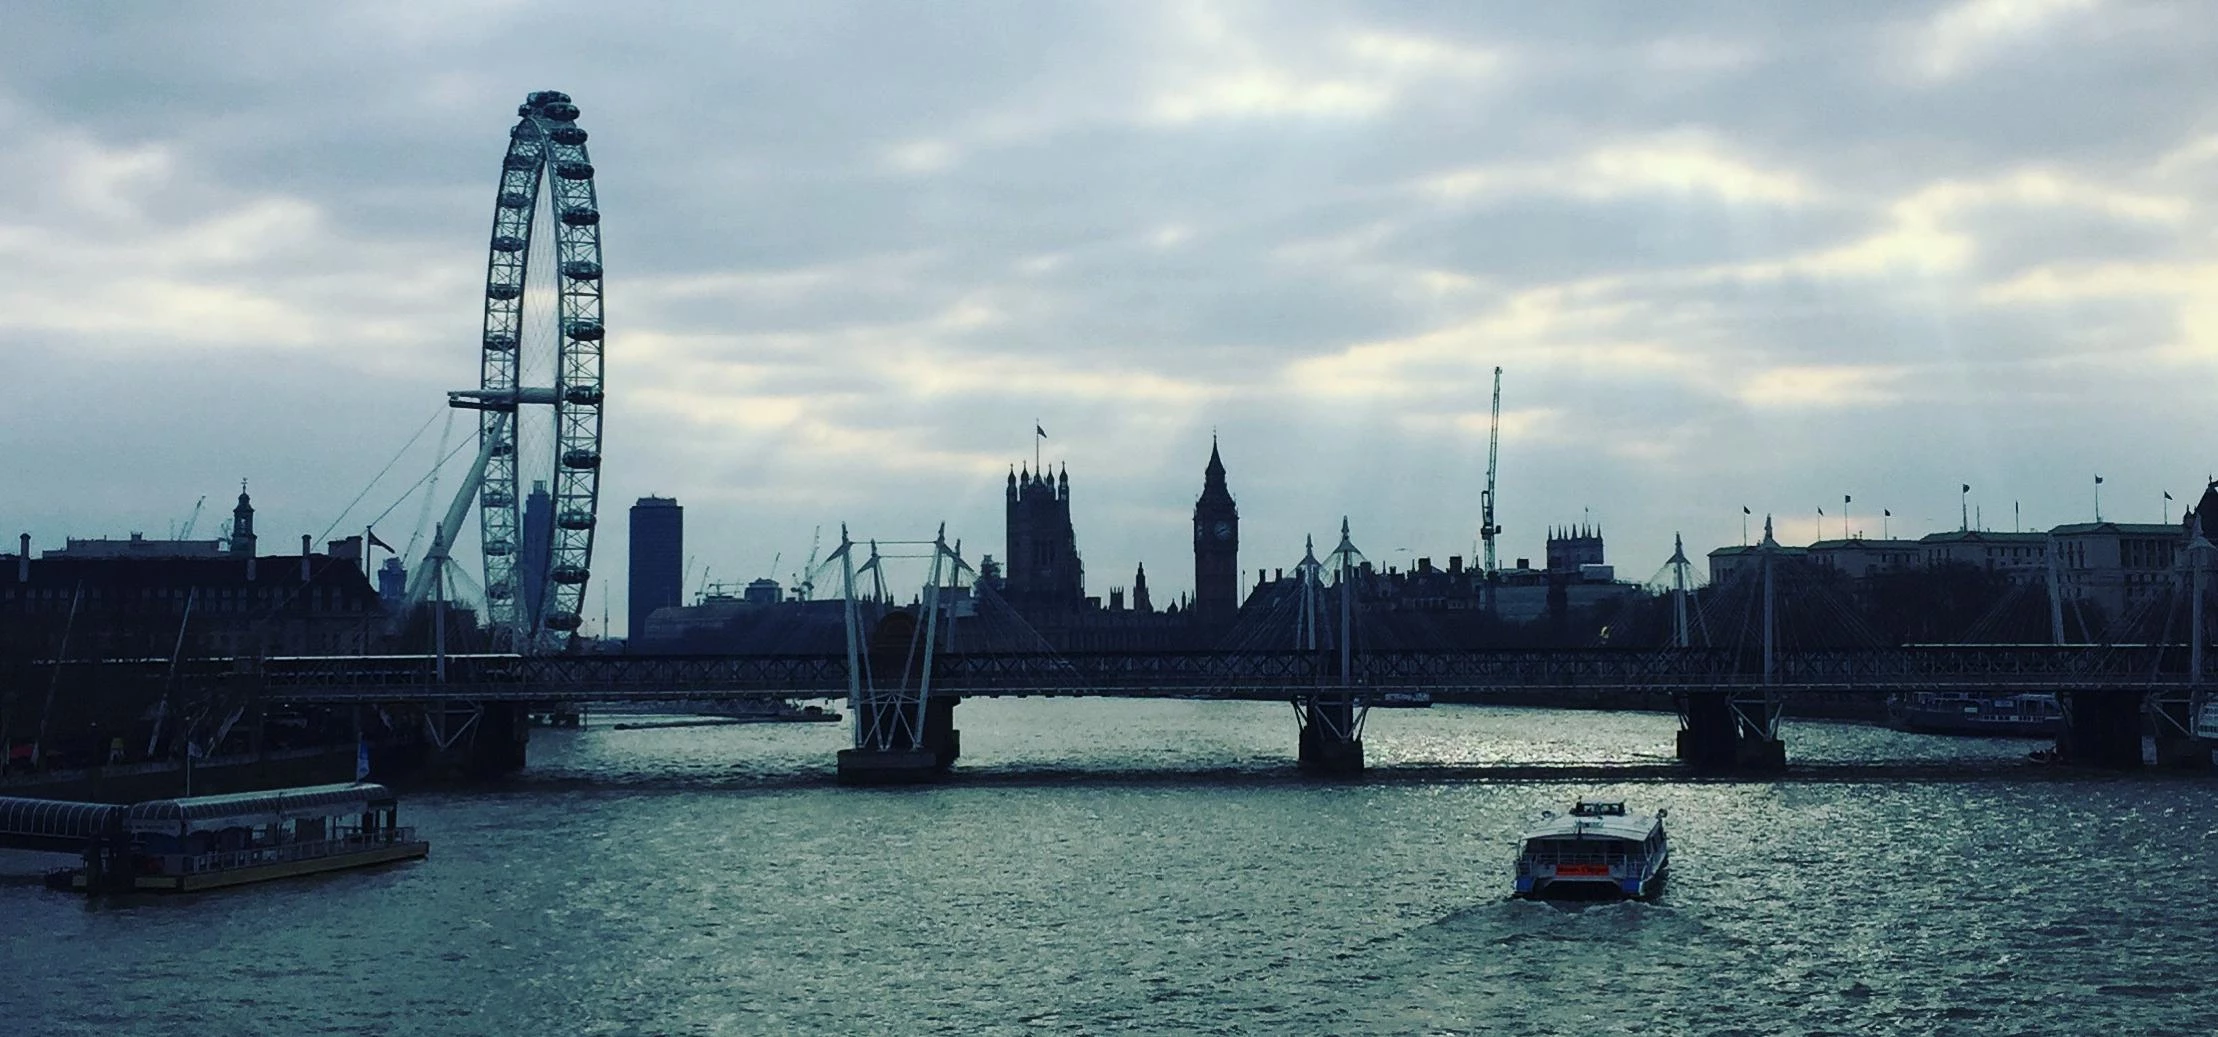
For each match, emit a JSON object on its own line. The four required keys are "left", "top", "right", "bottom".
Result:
{"left": 34, "top": 638, "right": 2215, "bottom": 782}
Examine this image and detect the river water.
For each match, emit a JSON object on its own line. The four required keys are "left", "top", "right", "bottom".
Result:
{"left": 4, "top": 701, "right": 2215, "bottom": 1035}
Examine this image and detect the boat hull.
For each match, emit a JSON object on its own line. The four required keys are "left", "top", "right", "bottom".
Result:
{"left": 1887, "top": 693, "right": 2061, "bottom": 737}
{"left": 65, "top": 840, "right": 429, "bottom": 893}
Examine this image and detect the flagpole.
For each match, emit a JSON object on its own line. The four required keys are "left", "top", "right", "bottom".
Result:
{"left": 1034, "top": 419, "right": 1041, "bottom": 475}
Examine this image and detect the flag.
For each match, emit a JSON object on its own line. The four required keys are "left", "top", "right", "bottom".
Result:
{"left": 1844, "top": 495, "right": 1852, "bottom": 504}
{"left": 1962, "top": 484, "right": 1971, "bottom": 493}
{"left": 1742, "top": 506, "right": 1751, "bottom": 515}
{"left": 1818, "top": 507, "right": 1825, "bottom": 516}
{"left": 1035, "top": 424, "right": 1047, "bottom": 439}
{"left": 1883, "top": 509, "right": 1891, "bottom": 517}
{"left": 2094, "top": 474, "right": 2104, "bottom": 485}
{"left": 366, "top": 527, "right": 393, "bottom": 552}
{"left": 2166, "top": 492, "right": 2174, "bottom": 501}
{"left": 186, "top": 741, "right": 205, "bottom": 760}
{"left": 356, "top": 738, "right": 371, "bottom": 781}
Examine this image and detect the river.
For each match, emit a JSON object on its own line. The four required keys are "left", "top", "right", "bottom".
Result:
{"left": 4, "top": 700, "right": 2214, "bottom": 1035}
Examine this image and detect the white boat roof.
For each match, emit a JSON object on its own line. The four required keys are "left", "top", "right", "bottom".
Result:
{"left": 1518, "top": 802, "right": 1662, "bottom": 842}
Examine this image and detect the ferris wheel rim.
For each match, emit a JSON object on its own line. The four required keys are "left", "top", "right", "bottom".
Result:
{"left": 474, "top": 89, "right": 605, "bottom": 651}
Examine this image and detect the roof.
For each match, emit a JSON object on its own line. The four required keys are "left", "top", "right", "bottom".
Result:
{"left": 125, "top": 782, "right": 395, "bottom": 833}
{"left": 0, "top": 796, "right": 123, "bottom": 845}
{"left": 1518, "top": 803, "right": 1662, "bottom": 843}
{"left": 1807, "top": 538, "right": 1922, "bottom": 551}
{"left": 2048, "top": 522, "right": 2182, "bottom": 536}
{"left": 1920, "top": 530, "right": 2048, "bottom": 544}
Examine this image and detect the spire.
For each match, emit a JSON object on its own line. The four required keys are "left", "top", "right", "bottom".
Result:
{"left": 1205, "top": 436, "right": 1226, "bottom": 487}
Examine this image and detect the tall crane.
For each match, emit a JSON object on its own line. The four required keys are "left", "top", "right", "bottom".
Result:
{"left": 177, "top": 496, "right": 207, "bottom": 540}
{"left": 1480, "top": 366, "right": 1503, "bottom": 614}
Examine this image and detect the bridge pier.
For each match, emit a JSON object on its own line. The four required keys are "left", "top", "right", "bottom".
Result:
{"left": 417, "top": 701, "right": 529, "bottom": 780}
{"left": 1676, "top": 691, "right": 1786, "bottom": 774}
{"left": 2150, "top": 694, "right": 2210, "bottom": 770}
{"left": 835, "top": 696, "right": 960, "bottom": 785}
{"left": 2058, "top": 691, "right": 2143, "bottom": 769}
{"left": 1296, "top": 695, "right": 1365, "bottom": 777}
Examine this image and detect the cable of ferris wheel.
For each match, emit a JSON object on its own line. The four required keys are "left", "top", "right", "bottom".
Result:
{"left": 313, "top": 406, "right": 447, "bottom": 544}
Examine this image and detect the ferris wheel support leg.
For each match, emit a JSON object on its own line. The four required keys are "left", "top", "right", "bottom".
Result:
{"left": 398, "top": 435, "right": 499, "bottom": 619}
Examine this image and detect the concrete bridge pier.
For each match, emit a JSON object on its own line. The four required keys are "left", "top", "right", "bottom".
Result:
{"left": 2150, "top": 694, "right": 2210, "bottom": 770}
{"left": 419, "top": 701, "right": 530, "bottom": 780}
{"left": 836, "top": 698, "right": 960, "bottom": 784}
{"left": 1675, "top": 691, "right": 1786, "bottom": 773}
{"left": 2058, "top": 690, "right": 2143, "bottom": 769}
{"left": 1296, "top": 695, "right": 1364, "bottom": 776}
{"left": 835, "top": 611, "right": 960, "bottom": 786}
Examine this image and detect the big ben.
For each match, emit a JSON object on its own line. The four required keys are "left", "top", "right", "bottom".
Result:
{"left": 1192, "top": 438, "right": 1239, "bottom": 626}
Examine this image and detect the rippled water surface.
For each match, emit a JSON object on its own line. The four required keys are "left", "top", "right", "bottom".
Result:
{"left": 5, "top": 701, "right": 2215, "bottom": 1035}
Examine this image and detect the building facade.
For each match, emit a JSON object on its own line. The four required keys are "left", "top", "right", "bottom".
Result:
{"left": 1004, "top": 465, "right": 1085, "bottom": 613}
{"left": 627, "top": 496, "right": 684, "bottom": 644}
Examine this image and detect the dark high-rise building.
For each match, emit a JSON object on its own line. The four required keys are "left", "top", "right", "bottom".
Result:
{"left": 628, "top": 496, "right": 683, "bottom": 643}
{"left": 1005, "top": 465, "right": 1085, "bottom": 613}
{"left": 520, "top": 481, "right": 553, "bottom": 626}
{"left": 1192, "top": 439, "right": 1239, "bottom": 625}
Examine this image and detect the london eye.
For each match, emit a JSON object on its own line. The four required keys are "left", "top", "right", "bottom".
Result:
{"left": 424, "top": 90, "right": 606, "bottom": 651}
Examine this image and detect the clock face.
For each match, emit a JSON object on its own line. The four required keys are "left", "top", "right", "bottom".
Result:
{"left": 1213, "top": 520, "right": 1233, "bottom": 541}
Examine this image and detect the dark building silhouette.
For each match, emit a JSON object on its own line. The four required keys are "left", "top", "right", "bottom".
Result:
{"left": 520, "top": 481, "right": 553, "bottom": 627}
{"left": 1004, "top": 465, "right": 1085, "bottom": 613}
{"left": 229, "top": 482, "right": 257, "bottom": 558}
{"left": 628, "top": 496, "right": 683, "bottom": 643}
{"left": 1192, "top": 439, "right": 1240, "bottom": 626}
{"left": 1546, "top": 524, "right": 1605, "bottom": 573}
{"left": 1132, "top": 563, "right": 1153, "bottom": 614}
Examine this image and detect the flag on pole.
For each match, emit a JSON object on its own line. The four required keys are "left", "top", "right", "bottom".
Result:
{"left": 1962, "top": 484, "right": 1971, "bottom": 493}
{"left": 1035, "top": 424, "right": 1047, "bottom": 439}
{"left": 1742, "top": 506, "right": 1751, "bottom": 515}
{"left": 1844, "top": 495, "right": 1852, "bottom": 504}
{"left": 1817, "top": 507, "right": 1825, "bottom": 516}
{"left": 2165, "top": 491, "right": 2174, "bottom": 501}
{"left": 2094, "top": 474, "right": 2104, "bottom": 484}
{"left": 1883, "top": 509, "right": 1891, "bottom": 517}
{"left": 356, "top": 738, "right": 371, "bottom": 781}
{"left": 366, "top": 527, "right": 393, "bottom": 552}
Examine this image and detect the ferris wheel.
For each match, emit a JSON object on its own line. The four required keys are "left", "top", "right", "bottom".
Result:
{"left": 437, "top": 90, "right": 606, "bottom": 650}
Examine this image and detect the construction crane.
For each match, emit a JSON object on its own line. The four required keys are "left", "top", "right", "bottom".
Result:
{"left": 177, "top": 496, "right": 207, "bottom": 540}
{"left": 795, "top": 525, "right": 822, "bottom": 601}
{"left": 1480, "top": 366, "right": 1503, "bottom": 614}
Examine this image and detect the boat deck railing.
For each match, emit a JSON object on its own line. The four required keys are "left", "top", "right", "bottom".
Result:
{"left": 159, "top": 827, "right": 420, "bottom": 876}
{"left": 1518, "top": 846, "right": 1656, "bottom": 871}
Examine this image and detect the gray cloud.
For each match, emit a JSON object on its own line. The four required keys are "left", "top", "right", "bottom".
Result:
{"left": 6, "top": 0, "right": 2216, "bottom": 634}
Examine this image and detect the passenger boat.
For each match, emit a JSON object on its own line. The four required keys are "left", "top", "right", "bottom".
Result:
{"left": 43, "top": 782, "right": 428, "bottom": 894}
{"left": 1512, "top": 800, "right": 1668, "bottom": 900}
{"left": 1885, "top": 692, "right": 2062, "bottom": 737}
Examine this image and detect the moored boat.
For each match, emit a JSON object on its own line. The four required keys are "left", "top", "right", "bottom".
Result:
{"left": 1512, "top": 800, "right": 1668, "bottom": 900}
{"left": 1886, "top": 692, "right": 2062, "bottom": 737}
{"left": 39, "top": 782, "right": 428, "bottom": 894}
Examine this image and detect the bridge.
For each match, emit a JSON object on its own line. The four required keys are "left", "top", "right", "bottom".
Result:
{"left": 33, "top": 638, "right": 2216, "bottom": 781}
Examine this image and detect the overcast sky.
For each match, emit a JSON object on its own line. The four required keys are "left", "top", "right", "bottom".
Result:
{"left": 6, "top": 1, "right": 2217, "bottom": 633}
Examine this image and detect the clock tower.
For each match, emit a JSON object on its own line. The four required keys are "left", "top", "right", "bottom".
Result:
{"left": 1192, "top": 438, "right": 1239, "bottom": 626}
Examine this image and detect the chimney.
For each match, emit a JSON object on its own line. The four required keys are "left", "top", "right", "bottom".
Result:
{"left": 16, "top": 533, "right": 27, "bottom": 583}
{"left": 300, "top": 534, "right": 312, "bottom": 582}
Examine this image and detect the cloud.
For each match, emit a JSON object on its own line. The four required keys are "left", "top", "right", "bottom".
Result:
{"left": 4, "top": 2, "right": 2217, "bottom": 634}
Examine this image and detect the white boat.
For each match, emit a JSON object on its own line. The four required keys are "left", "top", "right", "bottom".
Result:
{"left": 1512, "top": 800, "right": 1668, "bottom": 900}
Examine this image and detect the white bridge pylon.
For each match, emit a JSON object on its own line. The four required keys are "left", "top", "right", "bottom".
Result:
{"left": 815, "top": 524, "right": 975, "bottom": 752}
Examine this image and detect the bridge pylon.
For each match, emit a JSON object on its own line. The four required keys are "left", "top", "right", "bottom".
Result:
{"left": 1295, "top": 523, "right": 1367, "bottom": 776}
{"left": 1676, "top": 519, "right": 1786, "bottom": 772}
{"left": 832, "top": 526, "right": 969, "bottom": 785}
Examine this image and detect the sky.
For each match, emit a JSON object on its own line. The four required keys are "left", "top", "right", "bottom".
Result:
{"left": 5, "top": 0, "right": 2218, "bottom": 635}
